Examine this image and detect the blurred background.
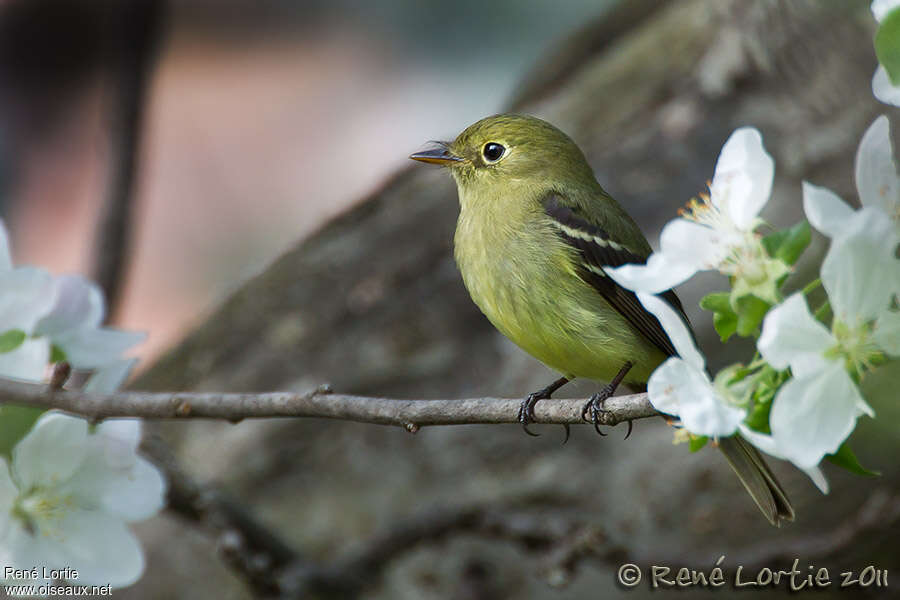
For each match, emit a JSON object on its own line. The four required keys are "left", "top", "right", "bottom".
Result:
{"left": 2, "top": 0, "right": 898, "bottom": 599}
{"left": 0, "top": 0, "right": 612, "bottom": 361}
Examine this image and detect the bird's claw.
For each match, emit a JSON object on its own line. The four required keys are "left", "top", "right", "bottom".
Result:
{"left": 517, "top": 393, "right": 542, "bottom": 437}
{"left": 581, "top": 387, "right": 614, "bottom": 436}
{"left": 517, "top": 387, "right": 570, "bottom": 443}
{"left": 581, "top": 388, "right": 635, "bottom": 439}
{"left": 581, "top": 397, "right": 608, "bottom": 436}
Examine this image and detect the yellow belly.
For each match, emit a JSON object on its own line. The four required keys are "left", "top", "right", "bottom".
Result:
{"left": 454, "top": 215, "right": 666, "bottom": 385}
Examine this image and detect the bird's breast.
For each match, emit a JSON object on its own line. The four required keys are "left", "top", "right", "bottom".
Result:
{"left": 452, "top": 202, "right": 663, "bottom": 383}
{"left": 453, "top": 206, "right": 555, "bottom": 332}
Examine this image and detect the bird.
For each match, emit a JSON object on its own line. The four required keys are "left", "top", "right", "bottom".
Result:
{"left": 410, "top": 113, "right": 793, "bottom": 526}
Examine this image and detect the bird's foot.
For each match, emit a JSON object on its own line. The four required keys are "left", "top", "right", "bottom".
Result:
{"left": 517, "top": 377, "right": 570, "bottom": 442}
{"left": 581, "top": 362, "right": 635, "bottom": 439}
{"left": 580, "top": 384, "right": 634, "bottom": 439}
{"left": 517, "top": 391, "right": 547, "bottom": 438}
{"left": 580, "top": 389, "right": 610, "bottom": 436}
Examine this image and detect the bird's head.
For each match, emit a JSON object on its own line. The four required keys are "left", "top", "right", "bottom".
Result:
{"left": 410, "top": 114, "right": 596, "bottom": 195}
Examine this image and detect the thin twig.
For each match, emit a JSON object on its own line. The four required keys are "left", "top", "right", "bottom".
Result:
{"left": 0, "top": 377, "right": 659, "bottom": 428}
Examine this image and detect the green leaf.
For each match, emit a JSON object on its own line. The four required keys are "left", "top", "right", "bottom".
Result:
{"left": 0, "top": 406, "right": 45, "bottom": 459}
{"left": 761, "top": 228, "right": 787, "bottom": 258}
{"left": 734, "top": 294, "right": 771, "bottom": 337}
{"left": 50, "top": 344, "right": 67, "bottom": 364}
{"left": 699, "top": 292, "right": 730, "bottom": 313}
{"left": 689, "top": 435, "right": 708, "bottom": 452}
{"left": 700, "top": 292, "right": 738, "bottom": 342}
{"left": 0, "top": 329, "right": 26, "bottom": 353}
{"left": 744, "top": 402, "right": 772, "bottom": 433}
{"left": 764, "top": 221, "right": 811, "bottom": 266}
{"left": 826, "top": 443, "right": 880, "bottom": 477}
{"left": 876, "top": 8, "right": 900, "bottom": 85}
{"left": 713, "top": 311, "right": 738, "bottom": 342}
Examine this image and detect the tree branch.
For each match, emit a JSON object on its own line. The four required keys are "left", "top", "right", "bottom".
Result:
{"left": 0, "top": 377, "right": 659, "bottom": 429}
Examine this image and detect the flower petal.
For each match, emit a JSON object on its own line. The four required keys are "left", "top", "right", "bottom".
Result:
{"left": 737, "top": 426, "right": 831, "bottom": 493}
{"left": 0, "top": 459, "right": 17, "bottom": 538}
{"left": 0, "top": 219, "right": 11, "bottom": 271}
{"left": 0, "top": 267, "right": 56, "bottom": 334}
{"left": 802, "top": 182, "right": 855, "bottom": 238}
{"left": 647, "top": 358, "right": 744, "bottom": 436}
{"left": 51, "top": 509, "right": 145, "bottom": 587}
{"left": 0, "top": 338, "right": 50, "bottom": 382}
{"left": 95, "top": 418, "right": 142, "bottom": 459}
{"left": 736, "top": 425, "right": 830, "bottom": 493}
{"left": 33, "top": 275, "right": 104, "bottom": 338}
{"left": 822, "top": 207, "right": 899, "bottom": 322}
{"left": 856, "top": 396, "right": 876, "bottom": 418}
{"left": 803, "top": 465, "right": 830, "bottom": 494}
{"left": 735, "top": 424, "right": 778, "bottom": 455}
{"left": 636, "top": 292, "right": 705, "bottom": 369}
{"left": 660, "top": 218, "right": 736, "bottom": 270}
{"left": 56, "top": 417, "right": 164, "bottom": 521}
{"left": 12, "top": 412, "right": 87, "bottom": 490}
{"left": 647, "top": 357, "right": 708, "bottom": 416}
{"left": 711, "top": 127, "right": 774, "bottom": 230}
{"left": 607, "top": 253, "right": 696, "bottom": 295}
{"left": 0, "top": 519, "right": 63, "bottom": 584}
{"left": 855, "top": 115, "right": 900, "bottom": 216}
{"left": 62, "top": 447, "right": 165, "bottom": 522}
{"left": 769, "top": 364, "right": 862, "bottom": 469}
{"left": 53, "top": 327, "right": 145, "bottom": 370}
{"left": 98, "top": 457, "right": 166, "bottom": 521}
{"left": 608, "top": 218, "right": 729, "bottom": 294}
{"left": 872, "top": 66, "right": 900, "bottom": 107}
{"left": 758, "top": 293, "right": 833, "bottom": 376}
{"left": 678, "top": 395, "right": 745, "bottom": 438}
{"left": 85, "top": 359, "right": 137, "bottom": 394}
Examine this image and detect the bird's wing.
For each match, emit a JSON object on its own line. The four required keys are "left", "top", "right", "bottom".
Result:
{"left": 543, "top": 194, "right": 688, "bottom": 357}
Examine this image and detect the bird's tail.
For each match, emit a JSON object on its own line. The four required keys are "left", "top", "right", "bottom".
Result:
{"left": 717, "top": 435, "right": 794, "bottom": 526}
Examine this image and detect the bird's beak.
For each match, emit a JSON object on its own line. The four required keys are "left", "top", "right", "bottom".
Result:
{"left": 409, "top": 144, "right": 463, "bottom": 166}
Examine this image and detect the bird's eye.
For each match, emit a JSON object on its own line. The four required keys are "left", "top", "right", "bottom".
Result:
{"left": 482, "top": 142, "right": 506, "bottom": 163}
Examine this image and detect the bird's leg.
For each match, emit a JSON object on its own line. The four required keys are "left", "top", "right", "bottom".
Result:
{"left": 517, "top": 376, "right": 570, "bottom": 439}
{"left": 581, "top": 362, "right": 633, "bottom": 437}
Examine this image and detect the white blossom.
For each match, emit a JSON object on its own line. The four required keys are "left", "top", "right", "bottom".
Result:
{"left": 805, "top": 116, "right": 900, "bottom": 244}
{"left": 756, "top": 206, "right": 899, "bottom": 470}
{"left": 0, "top": 222, "right": 57, "bottom": 381}
{"left": 609, "top": 128, "right": 788, "bottom": 303}
{"left": 0, "top": 412, "right": 165, "bottom": 588}
{"left": 33, "top": 274, "right": 146, "bottom": 371}
{"left": 0, "top": 220, "right": 145, "bottom": 383}
{"left": 636, "top": 293, "right": 746, "bottom": 437}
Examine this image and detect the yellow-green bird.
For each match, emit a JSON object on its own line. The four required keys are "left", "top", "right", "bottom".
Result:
{"left": 410, "top": 114, "right": 793, "bottom": 526}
